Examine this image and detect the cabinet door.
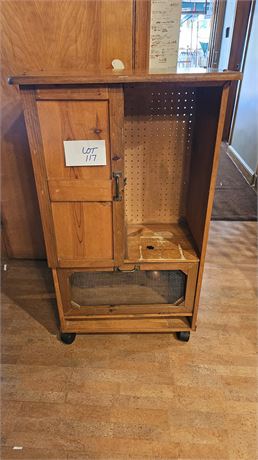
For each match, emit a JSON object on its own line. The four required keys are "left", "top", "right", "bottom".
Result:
{"left": 36, "top": 88, "right": 124, "bottom": 267}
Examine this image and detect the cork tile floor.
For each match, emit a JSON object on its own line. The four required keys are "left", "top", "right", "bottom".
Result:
{"left": 1, "top": 222, "right": 257, "bottom": 459}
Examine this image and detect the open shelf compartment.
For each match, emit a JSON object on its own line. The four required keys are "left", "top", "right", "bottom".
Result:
{"left": 126, "top": 222, "right": 199, "bottom": 264}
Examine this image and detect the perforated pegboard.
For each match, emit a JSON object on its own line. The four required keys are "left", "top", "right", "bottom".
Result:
{"left": 124, "top": 85, "right": 196, "bottom": 224}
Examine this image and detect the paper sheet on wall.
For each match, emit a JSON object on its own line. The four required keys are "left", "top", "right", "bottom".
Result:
{"left": 149, "top": 0, "right": 182, "bottom": 73}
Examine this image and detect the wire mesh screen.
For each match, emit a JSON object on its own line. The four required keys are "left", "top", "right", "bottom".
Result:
{"left": 70, "top": 270, "right": 186, "bottom": 306}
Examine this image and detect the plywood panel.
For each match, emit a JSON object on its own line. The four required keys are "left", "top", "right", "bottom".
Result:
{"left": 1, "top": 0, "right": 133, "bottom": 258}
{"left": 52, "top": 202, "right": 113, "bottom": 262}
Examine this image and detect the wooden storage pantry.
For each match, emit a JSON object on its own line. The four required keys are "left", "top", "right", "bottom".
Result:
{"left": 9, "top": 70, "right": 241, "bottom": 343}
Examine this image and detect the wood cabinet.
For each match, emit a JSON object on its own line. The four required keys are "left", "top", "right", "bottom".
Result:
{"left": 9, "top": 70, "right": 241, "bottom": 342}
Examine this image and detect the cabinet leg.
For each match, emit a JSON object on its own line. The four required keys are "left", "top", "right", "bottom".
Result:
{"left": 60, "top": 332, "right": 76, "bottom": 345}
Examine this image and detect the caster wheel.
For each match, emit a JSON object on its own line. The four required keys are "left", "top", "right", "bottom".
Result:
{"left": 176, "top": 331, "right": 190, "bottom": 342}
{"left": 60, "top": 332, "right": 76, "bottom": 345}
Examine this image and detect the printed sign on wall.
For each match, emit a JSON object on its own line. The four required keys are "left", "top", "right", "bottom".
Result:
{"left": 64, "top": 140, "right": 106, "bottom": 166}
{"left": 149, "top": 0, "right": 182, "bottom": 73}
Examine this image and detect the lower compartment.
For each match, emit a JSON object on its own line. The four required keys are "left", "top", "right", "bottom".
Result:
{"left": 56, "top": 264, "right": 198, "bottom": 322}
{"left": 70, "top": 270, "right": 186, "bottom": 307}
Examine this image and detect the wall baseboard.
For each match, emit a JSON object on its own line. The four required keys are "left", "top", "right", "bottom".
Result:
{"left": 227, "top": 144, "right": 257, "bottom": 192}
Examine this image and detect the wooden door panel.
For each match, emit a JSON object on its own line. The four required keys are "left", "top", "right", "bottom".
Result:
{"left": 48, "top": 179, "right": 113, "bottom": 202}
{"left": 37, "top": 97, "right": 115, "bottom": 265}
{"left": 37, "top": 99, "right": 111, "bottom": 180}
{"left": 52, "top": 202, "right": 113, "bottom": 262}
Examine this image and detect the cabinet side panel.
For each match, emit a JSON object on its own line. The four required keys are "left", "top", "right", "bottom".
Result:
{"left": 186, "top": 86, "right": 223, "bottom": 253}
{"left": 187, "top": 84, "right": 230, "bottom": 328}
{"left": 37, "top": 100, "right": 111, "bottom": 181}
{"left": 20, "top": 88, "right": 58, "bottom": 266}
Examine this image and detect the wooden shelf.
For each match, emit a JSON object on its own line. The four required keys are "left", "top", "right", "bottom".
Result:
{"left": 8, "top": 69, "right": 242, "bottom": 85}
{"left": 126, "top": 223, "right": 199, "bottom": 264}
{"left": 63, "top": 316, "right": 191, "bottom": 333}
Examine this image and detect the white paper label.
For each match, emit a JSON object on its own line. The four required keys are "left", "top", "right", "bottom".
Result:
{"left": 63, "top": 140, "right": 106, "bottom": 166}
{"left": 149, "top": 0, "right": 181, "bottom": 73}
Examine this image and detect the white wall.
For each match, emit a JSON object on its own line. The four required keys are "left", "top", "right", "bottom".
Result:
{"left": 218, "top": 0, "right": 237, "bottom": 70}
{"left": 230, "top": 1, "right": 258, "bottom": 175}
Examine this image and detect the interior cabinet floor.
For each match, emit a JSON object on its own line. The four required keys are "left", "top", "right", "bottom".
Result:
{"left": 1, "top": 222, "right": 257, "bottom": 460}
{"left": 126, "top": 222, "right": 199, "bottom": 263}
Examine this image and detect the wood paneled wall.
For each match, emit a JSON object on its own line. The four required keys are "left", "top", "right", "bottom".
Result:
{"left": 1, "top": 0, "right": 139, "bottom": 258}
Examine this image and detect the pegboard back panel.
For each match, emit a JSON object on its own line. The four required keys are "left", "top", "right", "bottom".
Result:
{"left": 124, "top": 84, "right": 196, "bottom": 224}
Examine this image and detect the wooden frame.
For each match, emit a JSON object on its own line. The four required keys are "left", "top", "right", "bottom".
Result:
{"left": 12, "top": 70, "right": 241, "bottom": 336}
{"left": 223, "top": 0, "right": 253, "bottom": 141}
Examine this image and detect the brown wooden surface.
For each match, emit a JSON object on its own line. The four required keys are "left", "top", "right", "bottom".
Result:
{"left": 190, "top": 84, "right": 231, "bottom": 328}
{"left": 19, "top": 88, "right": 58, "bottom": 266}
{"left": 134, "top": 0, "right": 151, "bottom": 71}
{"left": 9, "top": 70, "right": 242, "bottom": 85}
{"left": 2, "top": 1, "right": 133, "bottom": 74}
{"left": 126, "top": 223, "right": 199, "bottom": 263}
{"left": 184, "top": 263, "right": 199, "bottom": 309}
{"left": 37, "top": 99, "right": 111, "bottom": 181}
{"left": 186, "top": 85, "right": 224, "bottom": 254}
{"left": 1, "top": 0, "right": 134, "bottom": 258}
{"left": 52, "top": 202, "right": 114, "bottom": 263}
{"left": 63, "top": 316, "right": 191, "bottom": 333}
{"left": 35, "top": 86, "right": 109, "bottom": 101}
{"left": 65, "top": 308, "right": 192, "bottom": 319}
{"left": 1, "top": 82, "right": 46, "bottom": 259}
{"left": 108, "top": 86, "right": 126, "bottom": 265}
{"left": 37, "top": 97, "right": 115, "bottom": 266}
{"left": 48, "top": 179, "right": 113, "bottom": 202}
{"left": 1, "top": 221, "right": 256, "bottom": 459}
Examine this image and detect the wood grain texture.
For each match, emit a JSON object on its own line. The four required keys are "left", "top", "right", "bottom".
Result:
{"left": 48, "top": 179, "right": 113, "bottom": 202}
{"left": 1, "top": 221, "right": 256, "bottom": 459}
{"left": 52, "top": 202, "right": 113, "bottom": 263}
{"left": 134, "top": 0, "right": 151, "bottom": 71}
{"left": 108, "top": 86, "right": 125, "bottom": 265}
{"left": 186, "top": 85, "right": 223, "bottom": 254}
{"left": 126, "top": 223, "right": 199, "bottom": 263}
{"left": 63, "top": 316, "right": 191, "bottom": 333}
{"left": 9, "top": 70, "right": 242, "bottom": 85}
{"left": 2, "top": 1, "right": 133, "bottom": 73}
{"left": 37, "top": 99, "right": 111, "bottom": 181}
{"left": 19, "top": 88, "right": 58, "bottom": 266}
{"left": 190, "top": 83, "right": 231, "bottom": 328}
{"left": 1, "top": 78, "right": 45, "bottom": 259}
{"left": 1, "top": 0, "right": 133, "bottom": 258}
{"left": 35, "top": 86, "right": 109, "bottom": 100}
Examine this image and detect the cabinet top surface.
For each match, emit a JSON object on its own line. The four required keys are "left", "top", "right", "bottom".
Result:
{"left": 8, "top": 68, "right": 242, "bottom": 85}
